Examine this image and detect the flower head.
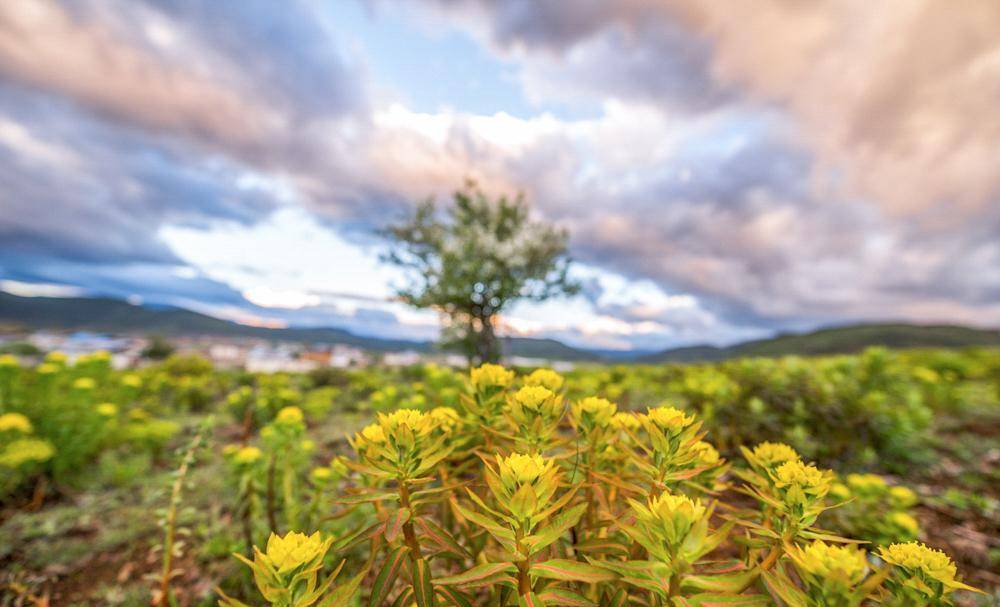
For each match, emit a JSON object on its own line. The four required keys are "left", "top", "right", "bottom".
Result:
{"left": 233, "top": 446, "right": 263, "bottom": 465}
{"left": 45, "top": 351, "right": 68, "bottom": 364}
{"left": 571, "top": 396, "right": 617, "bottom": 430}
{"left": 631, "top": 491, "right": 707, "bottom": 547}
{"left": 879, "top": 542, "right": 978, "bottom": 595}
{"left": 261, "top": 531, "right": 329, "bottom": 574}
{"left": 889, "top": 485, "right": 918, "bottom": 508}
{"left": 275, "top": 406, "right": 304, "bottom": 425}
{"left": 0, "top": 413, "right": 32, "bottom": 434}
{"left": 73, "top": 377, "right": 96, "bottom": 391}
{"left": 692, "top": 440, "right": 721, "bottom": 467}
{"left": 429, "top": 406, "right": 461, "bottom": 432}
{"left": 524, "top": 369, "right": 564, "bottom": 391}
{"left": 497, "top": 453, "right": 553, "bottom": 488}
{"left": 121, "top": 374, "right": 142, "bottom": 388}
{"left": 889, "top": 512, "right": 920, "bottom": 537}
{"left": 470, "top": 363, "right": 514, "bottom": 391}
{"left": 790, "top": 541, "right": 868, "bottom": 585}
{"left": 0, "top": 438, "right": 54, "bottom": 468}
{"left": 510, "top": 385, "right": 557, "bottom": 412}
{"left": 0, "top": 354, "right": 19, "bottom": 368}
{"left": 641, "top": 406, "right": 694, "bottom": 433}
{"left": 611, "top": 412, "right": 640, "bottom": 431}
{"left": 751, "top": 442, "right": 800, "bottom": 467}
{"left": 771, "top": 460, "right": 833, "bottom": 511}
{"left": 95, "top": 403, "right": 118, "bottom": 417}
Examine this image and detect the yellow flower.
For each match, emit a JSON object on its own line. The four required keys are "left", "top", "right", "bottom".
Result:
{"left": 45, "top": 351, "right": 68, "bottom": 364}
{"left": 751, "top": 442, "right": 800, "bottom": 467}
{"left": 72, "top": 377, "right": 96, "bottom": 390}
{"left": 771, "top": 460, "right": 833, "bottom": 508}
{"left": 692, "top": 440, "right": 720, "bottom": 467}
{"left": 889, "top": 512, "right": 920, "bottom": 536}
{"left": 0, "top": 413, "right": 32, "bottom": 434}
{"left": 0, "top": 438, "right": 54, "bottom": 468}
{"left": 358, "top": 422, "right": 386, "bottom": 445}
{"left": 497, "top": 453, "right": 552, "bottom": 487}
{"left": 790, "top": 541, "right": 868, "bottom": 585}
{"left": 829, "top": 482, "right": 851, "bottom": 501}
{"left": 429, "top": 406, "right": 460, "bottom": 431}
{"left": 36, "top": 363, "right": 58, "bottom": 375}
{"left": 380, "top": 408, "right": 435, "bottom": 437}
{"left": 511, "top": 385, "right": 556, "bottom": 412}
{"left": 611, "top": 412, "right": 640, "bottom": 431}
{"left": 233, "top": 446, "right": 263, "bottom": 465}
{"left": 0, "top": 354, "right": 20, "bottom": 368}
{"left": 641, "top": 406, "right": 694, "bottom": 433}
{"left": 571, "top": 396, "right": 617, "bottom": 429}
{"left": 879, "top": 542, "right": 978, "bottom": 593}
{"left": 889, "top": 485, "right": 918, "bottom": 508}
{"left": 310, "top": 466, "right": 333, "bottom": 483}
{"left": 95, "top": 403, "right": 118, "bottom": 417}
{"left": 524, "top": 369, "right": 564, "bottom": 391}
{"left": 300, "top": 439, "right": 315, "bottom": 453}
{"left": 261, "top": 531, "right": 328, "bottom": 574}
{"left": 846, "top": 473, "right": 887, "bottom": 494}
{"left": 121, "top": 374, "right": 142, "bottom": 388}
{"left": 222, "top": 443, "right": 240, "bottom": 457}
{"left": 631, "top": 491, "right": 707, "bottom": 545}
{"left": 470, "top": 363, "right": 514, "bottom": 391}
{"left": 275, "top": 406, "right": 304, "bottom": 425}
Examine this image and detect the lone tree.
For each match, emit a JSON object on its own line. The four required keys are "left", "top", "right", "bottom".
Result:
{"left": 383, "top": 181, "right": 579, "bottom": 364}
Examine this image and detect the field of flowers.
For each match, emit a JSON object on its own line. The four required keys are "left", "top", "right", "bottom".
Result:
{"left": 0, "top": 348, "right": 998, "bottom": 606}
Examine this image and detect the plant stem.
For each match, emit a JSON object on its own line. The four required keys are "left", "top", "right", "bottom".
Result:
{"left": 397, "top": 480, "right": 423, "bottom": 559}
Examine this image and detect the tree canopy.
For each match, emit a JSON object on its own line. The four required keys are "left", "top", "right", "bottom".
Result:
{"left": 383, "top": 182, "right": 579, "bottom": 363}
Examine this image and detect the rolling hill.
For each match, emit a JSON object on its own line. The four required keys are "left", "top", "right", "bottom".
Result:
{"left": 639, "top": 323, "right": 1000, "bottom": 363}
{"left": 1, "top": 292, "right": 997, "bottom": 362}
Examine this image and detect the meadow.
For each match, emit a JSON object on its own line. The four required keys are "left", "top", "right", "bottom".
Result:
{"left": 0, "top": 347, "right": 998, "bottom": 606}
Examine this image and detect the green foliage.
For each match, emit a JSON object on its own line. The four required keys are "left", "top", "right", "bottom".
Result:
{"left": 382, "top": 181, "right": 579, "bottom": 363}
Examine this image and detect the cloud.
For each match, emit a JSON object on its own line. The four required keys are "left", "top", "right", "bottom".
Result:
{"left": 1, "top": 0, "right": 998, "bottom": 350}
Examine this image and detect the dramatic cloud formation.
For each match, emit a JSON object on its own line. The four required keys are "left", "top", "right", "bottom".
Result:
{"left": 0, "top": 0, "right": 997, "bottom": 349}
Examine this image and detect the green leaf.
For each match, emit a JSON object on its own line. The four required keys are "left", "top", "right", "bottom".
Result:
{"left": 518, "top": 592, "right": 546, "bottom": 607}
{"left": 334, "top": 520, "right": 387, "bottom": 552}
{"left": 370, "top": 546, "right": 409, "bottom": 607}
{"left": 601, "top": 588, "right": 628, "bottom": 607}
{"left": 318, "top": 569, "right": 367, "bottom": 607}
{"left": 572, "top": 537, "right": 631, "bottom": 557}
{"left": 385, "top": 508, "right": 412, "bottom": 544}
{"left": 412, "top": 558, "right": 436, "bottom": 607}
{"left": 415, "top": 516, "right": 471, "bottom": 559}
{"left": 530, "top": 559, "right": 615, "bottom": 584}
{"left": 435, "top": 585, "right": 474, "bottom": 607}
{"left": 538, "top": 588, "right": 596, "bottom": 607}
{"left": 761, "top": 569, "right": 809, "bottom": 607}
{"left": 435, "top": 562, "right": 517, "bottom": 589}
{"left": 682, "top": 570, "right": 757, "bottom": 594}
{"left": 684, "top": 593, "right": 773, "bottom": 606}
{"left": 523, "top": 503, "right": 587, "bottom": 554}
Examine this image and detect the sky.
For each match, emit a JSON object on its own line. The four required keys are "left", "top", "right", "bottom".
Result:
{"left": 0, "top": 0, "right": 998, "bottom": 351}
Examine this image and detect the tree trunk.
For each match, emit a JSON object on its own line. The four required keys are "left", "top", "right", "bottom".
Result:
{"left": 476, "top": 313, "right": 500, "bottom": 364}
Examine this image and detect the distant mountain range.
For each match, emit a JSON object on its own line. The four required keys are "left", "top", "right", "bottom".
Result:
{"left": 1, "top": 292, "right": 998, "bottom": 363}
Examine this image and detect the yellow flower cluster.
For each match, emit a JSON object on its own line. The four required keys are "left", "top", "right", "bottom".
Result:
{"left": 0, "top": 438, "right": 54, "bottom": 468}
{"left": 571, "top": 396, "right": 617, "bottom": 429}
{"left": 428, "top": 406, "right": 460, "bottom": 431}
{"left": 470, "top": 363, "right": 515, "bottom": 391}
{"left": 233, "top": 446, "right": 263, "bottom": 465}
{"left": 275, "top": 406, "right": 304, "bottom": 425}
{"left": 790, "top": 541, "right": 868, "bottom": 585}
{"left": 611, "top": 412, "right": 640, "bottom": 431}
{"left": 632, "top": 491, "right": 707, "bottom": 544}
{"left": 524, "top": 368, "right": 564, "bottom": 391}
{"left": 640, "top": 406, "right": 694, "bottom": 433}
{"left": 510, "top": 385, "right": 558, "bottom": 412}
{"left": 497, "top": 453, "right": 554, "bottom": 487}
{"left": 0, "top": 354, "right": 19, "bottom": 368}
{"left": 771, "top": 460, "right": 833, "bottom": 508}
{"left": 879, "top": 542, "right": 970, "bottom": 592}
{"left": 751, "top": 441, "right": 799, "bottom": 467}
{"left": 95, "top": 403, "right": 118, "bottom": 417}
{"left": 692, "top": 441, "right": 720, "bottom": 467}
{"left": 0, "top": 412, "right": 32, "bottom": 433}
{"left": 73, "top": 377, "right": 96, "bottom": 391}
{"left": 261, "top": 531, "right": 329, "bottom": 574}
